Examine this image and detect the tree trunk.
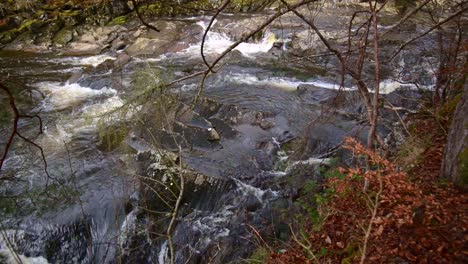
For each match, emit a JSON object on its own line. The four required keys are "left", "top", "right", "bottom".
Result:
{"left": 440, "top": 82, "right": 468, "bottom": 186}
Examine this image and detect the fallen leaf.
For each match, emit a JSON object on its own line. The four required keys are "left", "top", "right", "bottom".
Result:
{"left": 376, "top": 225, "right": 384, "bottom": 236}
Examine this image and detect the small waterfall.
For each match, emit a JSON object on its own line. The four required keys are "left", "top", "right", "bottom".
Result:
{"left": 183, "top": 20, "right": 276, "bottom": 57}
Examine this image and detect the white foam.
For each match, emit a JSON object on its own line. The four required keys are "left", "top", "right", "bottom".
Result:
{"left": 80, "top": 96, "right": 124, "bottom": 116}
{"left": 119, "top": 210, "right": 137, "bottom": 247}
{"left": 158, "top": 241, "right": 168, "bottom": 264}
{"left": 233, "top": 179, "right": 278, "bottom": 201}
{"left": 225, "top": 73, "right": 354, "bottom": 91}
{"left": 52, "top": 55, "right": 116, "bottom": 67}
{"left": 225, "top": 73, "right": 433, "bottom": 94}
{"left": 183, "top": 21, "right": 276, "bottom": 57}
{"left": 0, "top": 249, "right": 49, "bottom": 264}
{"left": 378, "top": 80, "right": 434, "bottom": 94}
{"left": 36, "top": 82, "right": 117, "bottom": 111}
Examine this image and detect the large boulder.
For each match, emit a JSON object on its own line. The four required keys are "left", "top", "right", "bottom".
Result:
{"left": 76, "top": 25, "right": 126, "bottom": 46}
{"left": 63, "top": 42, "right": 103, "bottom": 55}
{"left": 125, "top": 37, "right": 166, "bottom": 56}
{"left": 289, "top": 29, "right": 331, "bottom": 54}
{"left": 53, "top": 26, "right": 74, "bottom": 47}
{"left": 211, "top": 15, "right": 270, "bottom": 41}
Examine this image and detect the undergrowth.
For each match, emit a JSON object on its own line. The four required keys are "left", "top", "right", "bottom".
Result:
{"left": 269, "top": 137, "right": 467, "bottom": 263}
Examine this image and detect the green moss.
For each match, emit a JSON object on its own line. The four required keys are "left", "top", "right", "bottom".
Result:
{"left": 247, "top": 247, "right": 270, "bottom": 263}
{"left": 97, "top": 122, "right": 129, "bottom": 152}
{"left": 53, "top": 26, "right": 74, "bottom": 45}
{"left": 458, "top": 146, "right": 468, "bottom": 186}
{"left": 61, "top": 9, "right": 81, "bottom": 17}
{"left": 17, "top": 18, "right": 42, "bottom": 32}
{"left": 108, "top": 15, "right": 127, "bottom": 25}
{"left": 439, "top": 93, "right": 462, "bottom": 120}
{"left": 0, "top": 29, "right": 19, "bottom": 44}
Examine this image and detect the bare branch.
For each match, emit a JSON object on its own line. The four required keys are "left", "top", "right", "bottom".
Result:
{"left": 201, "top": 0, "right": 231, "bottom": 72}
{"left": 380, "top": 0, "right": 431, "bottom": 38}
{"left": 388, "top": 6, "right": 468, "bottom": 62}
{"left": 193, "top": 0, "right": 320, "bottom": 105}
{"left": 131, "top": 0, "right": 160, "bottom": 32}
{"left": 0, "top": 83, "right": 18, "bottom": 172}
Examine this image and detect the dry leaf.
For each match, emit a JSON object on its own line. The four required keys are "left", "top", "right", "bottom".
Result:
{"left": 376, "top": 225, "right": 384, "bottom": 236}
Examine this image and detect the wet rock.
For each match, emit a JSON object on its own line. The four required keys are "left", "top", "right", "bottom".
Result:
{"left": 67, "top": 69, "right": 83, "bottom": 84}
{"left": 113, "top": 52, "right": 131, "bottom": 68}
{"left": 207, "top": 128, "right": 221, "bottom": 141}
{"left": 296, "top": 84, "right": 336, "bottom": 103}
{"left": 386, "top": 87, "right": 423, "bottom": 110}
{"left": 3, "top": 31, "right": 35, "bottom": 50}
{"left": 34, "top": 20, "right": 63, "bottom": 47}
{"left": 180, "top": 23, "right": 204, "bottom": 43}
{"left": 53, "top": 27, "right": 74, "bottom": 47}
{"left": 259, "top": 120, "right": 275, "bottom": 130}
{"left": 125, "top": 37, "right": 165, "bottom": 56}
{"left": 64, "top": 42, "right": 103, "bottom": 55}
{"left": 290, "top": 30, "right": 321, "bottom": 52}
{"left": 212, "top": 15, "right": 269, "bottom": 41}
{"left": 245, "top": 194, "right": 262, "bottom": 212}
{"left": 194, "top": 97, "right": 221, "bottom": 118}
{"left": 208, "top": 117, "right": 237, "bottom": 139}
{"left": 165, "top": 41, "right": 190, "bottom": 53}
{"left": 111, "top": 40, "right": 127, "bottom": 52}
{"left": 214, "top": 105, "right": 242, "bottom": 125}
{"left": 94, "top": 59, "right": 115, "bottom": 73}
{"left": 76, "top": 25, "right": 126, "bottom": 47}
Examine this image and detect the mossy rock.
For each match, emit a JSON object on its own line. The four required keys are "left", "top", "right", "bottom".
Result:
{"left": 53, "top": 26, "right": 74, "bottom": 46}
{"left": 0, "top": 29, "right": 19, "bottom": 44}
{"left": 18, "top": 18, "right": 44, "bottom": 33}
{"left": 108, "top": 15, "right": 127, "bottom": 26}
{"left": 35, "top": 19, "right": 63, "bottom": 45}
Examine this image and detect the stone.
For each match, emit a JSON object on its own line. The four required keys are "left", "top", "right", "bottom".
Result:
{"left": 53, "top": 27, "right": 74, "bottom": 47}
{"left": 114, "top": 53, "right": 131, "bottom": 68}
{"left": 67, "top": 70, "right": 83, "bottom": 84}
{"left": 125, "top": 37, "right": 164, "bottom": 56}
{"left": 259, "top": 120, "right": 275, "bottom": 130}
{"left": 207, "top": 128, "right": 221, "bottom": 141}
{"left": 63, "top": 42, "right": 102, "bottom": 55}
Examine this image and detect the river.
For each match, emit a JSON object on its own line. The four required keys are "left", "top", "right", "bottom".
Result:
{"left": 0, "top": 13, "right": 431, "bottom": 264}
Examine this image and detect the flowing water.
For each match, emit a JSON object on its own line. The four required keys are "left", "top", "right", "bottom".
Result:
{"left": 0, "top": 15, "right": 431, "bottom": 264}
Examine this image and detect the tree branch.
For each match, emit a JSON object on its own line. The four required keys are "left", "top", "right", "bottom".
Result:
{"left": 388, "top": 6, "right": 468, "bottom": 62}
{"left": 131, "top": 0, "right": 160, "bottom": 32}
